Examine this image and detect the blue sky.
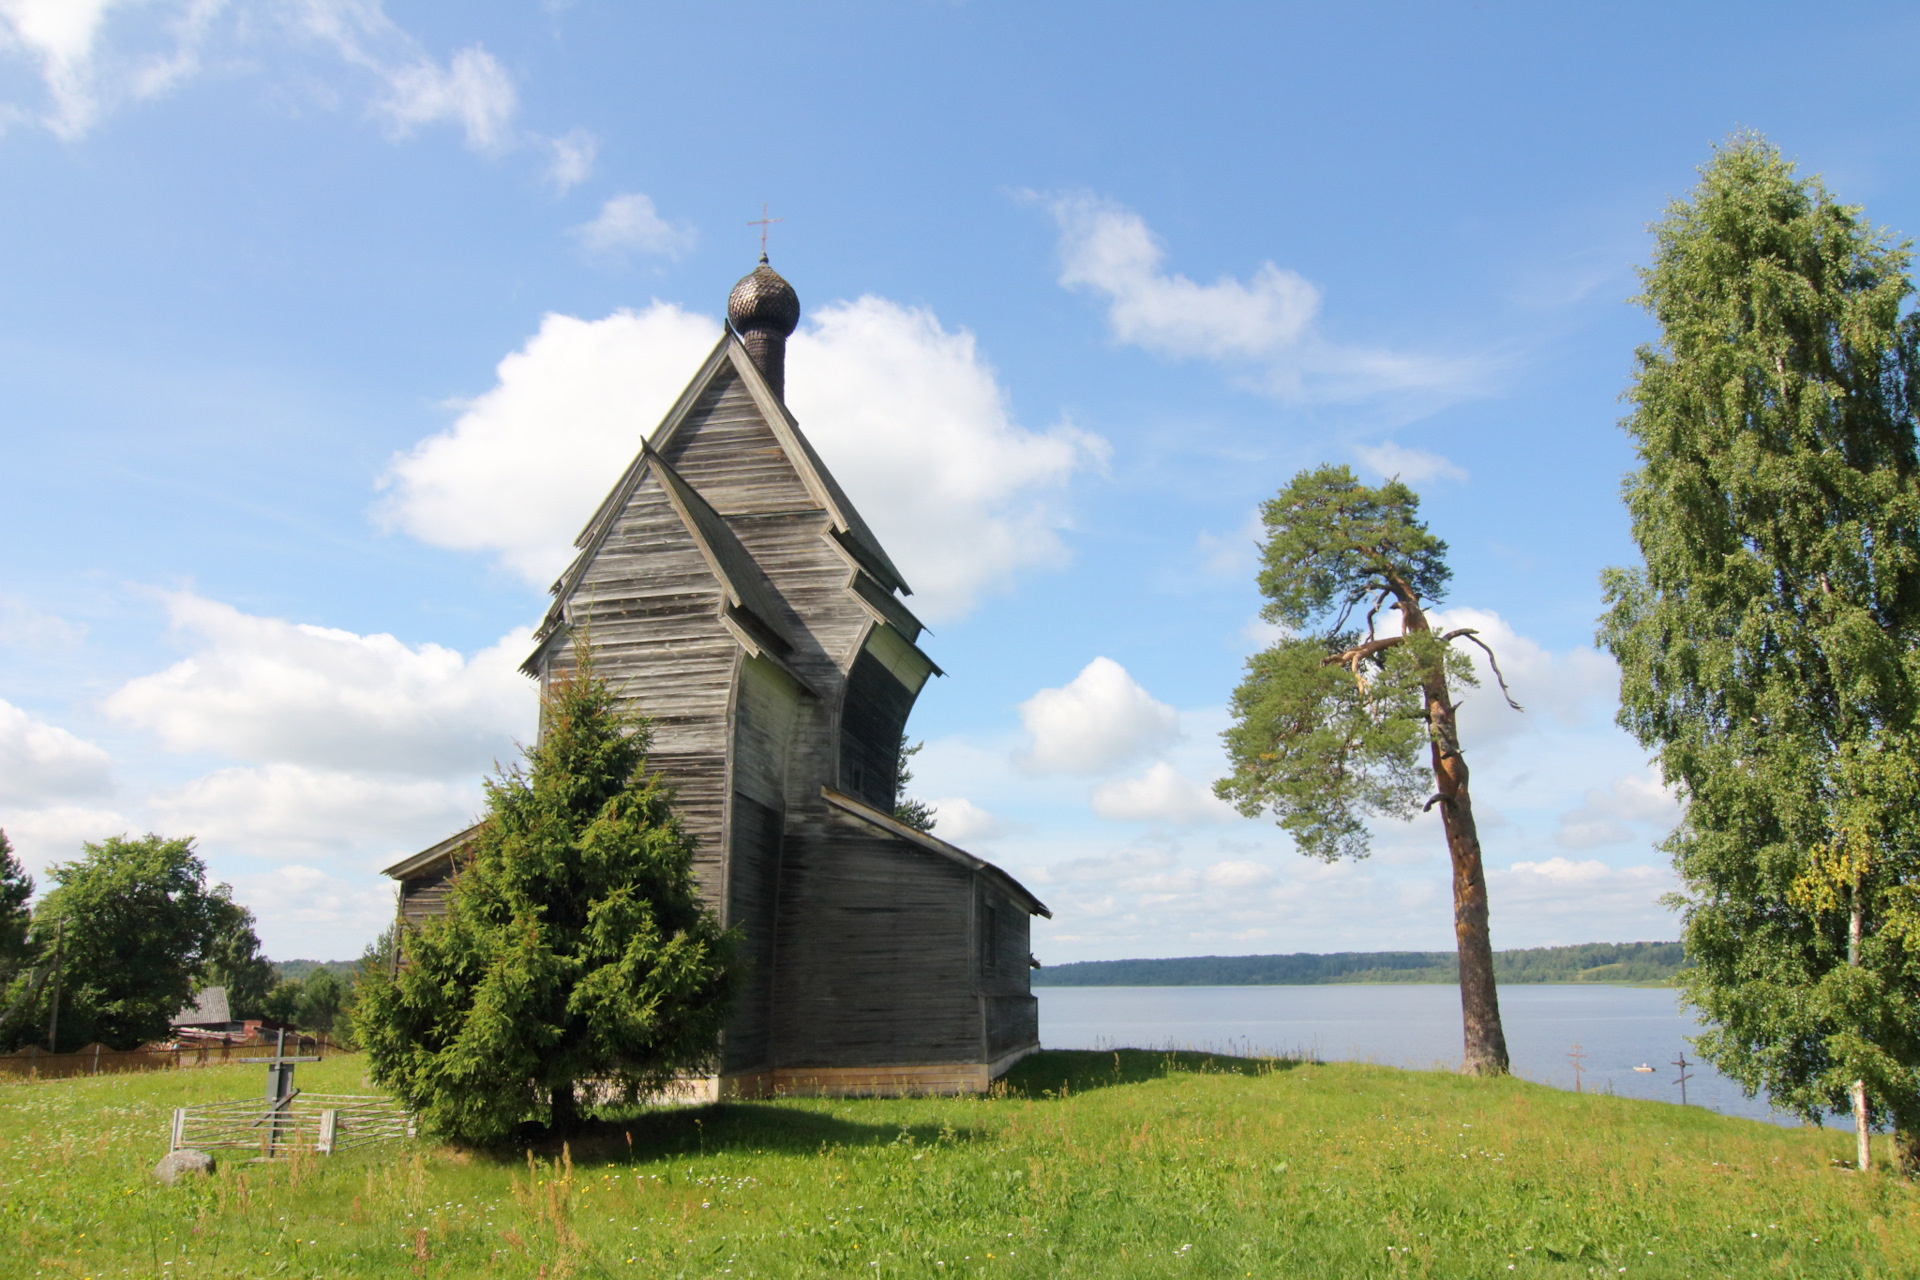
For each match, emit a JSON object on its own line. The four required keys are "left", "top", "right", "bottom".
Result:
{"left": 3, "top": 0, "right": 1918, "bottom": 961}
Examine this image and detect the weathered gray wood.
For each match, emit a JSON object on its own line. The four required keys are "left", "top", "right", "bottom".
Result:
{"left": 391, "top": 323, "right": 1046, "bottom": 1091}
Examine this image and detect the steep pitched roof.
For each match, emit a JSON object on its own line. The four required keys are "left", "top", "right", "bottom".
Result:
{"left": 646, "top": 330, "right": 912, "bottom": 597}
{"left": 523, "top": 444, "right": 800, "bottom": 675}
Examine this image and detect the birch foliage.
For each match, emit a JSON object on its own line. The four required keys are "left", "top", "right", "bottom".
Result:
{"left": 1600, "top": 135, "right": 1920, "bottom": 1155}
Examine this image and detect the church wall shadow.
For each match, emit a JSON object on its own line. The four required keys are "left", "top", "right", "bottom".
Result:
{"left": 496, "top": 1048, "right": 1306, "bottom": 1165}
{"left": 1001, "top": 1047, "right": 1307, "bottom": 1098}
{"left": 505, "top": 1103, "right": 984, "bottom": 1166}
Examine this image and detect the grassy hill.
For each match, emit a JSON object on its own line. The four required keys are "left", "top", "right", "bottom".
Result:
{"left": 1033, "top": 941, "right": 1686, "bottom": 987}
{"left": 2, "top": 1044, "right": 1912, "bottom": 1277}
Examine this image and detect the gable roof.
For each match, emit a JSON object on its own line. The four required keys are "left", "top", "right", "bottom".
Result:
{"left": 523, "top": 444, "right": 800, "bottom": 676}
{"left": 172, "top": 985, "right": 231, "bottom": 1027}
{"left": 821, "top": 786, "right": 1051, "bottom": 918}
{"left": 647, "top": 330, "right": 911, "bottom": 597}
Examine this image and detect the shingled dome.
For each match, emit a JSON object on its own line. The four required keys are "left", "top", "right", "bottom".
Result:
{"left": 728, "top": 256, "right": 800, "bottom": 399}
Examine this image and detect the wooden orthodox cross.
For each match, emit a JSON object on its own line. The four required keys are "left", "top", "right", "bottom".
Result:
{"left": 1672, "top": 1050, "right": 1695, "bottom": 1107}
{"left": 239, "top": 1028, "right": 320, "bottom": 1157}
{"left": 748, "top": 203, "right": 782, "bottom": 256}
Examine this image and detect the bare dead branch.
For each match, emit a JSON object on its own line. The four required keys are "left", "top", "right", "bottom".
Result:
{"left": 1439, "top": 628, "right": 1524, "bottom": 711}
{"left": 1423, "top": 793, "right": 1453, "bottom": 812}
{"left": 1363, "top": 588, "right": 1394, "bottom": 643}
{"left": 1321, "top": 635, "right": 1404, "bottom": 669}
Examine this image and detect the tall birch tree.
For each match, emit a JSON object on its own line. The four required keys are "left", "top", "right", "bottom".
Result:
{"left": 1600, "top": 135, "right": 1920, "bottom": 1173}
{"left": 1216, "top": 466, "right": 1520, "bottom": 1075}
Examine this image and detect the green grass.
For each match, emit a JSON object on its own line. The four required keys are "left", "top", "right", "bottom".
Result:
{"left": 2, "top": 1050, "right": 1915, "bottom": 1278}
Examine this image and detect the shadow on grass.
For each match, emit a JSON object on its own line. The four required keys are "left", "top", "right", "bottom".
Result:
{"left": 1002, "top": 1047, "right": 1308, "bottom": 1098}
{"left": 506, "top": 1103, "right": 983, "bottom": 1166}
{"left": 497, "top": 1049, "right": 1307, "bottom": 1164}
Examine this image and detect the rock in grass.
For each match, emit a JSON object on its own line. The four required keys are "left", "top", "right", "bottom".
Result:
{"left": 154, "top": 1149, "right": 214, "bottom": 1184}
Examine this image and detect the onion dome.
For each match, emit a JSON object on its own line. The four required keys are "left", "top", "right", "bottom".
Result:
{"left": 728, "top": 255, "right": 800, "bottom": 400}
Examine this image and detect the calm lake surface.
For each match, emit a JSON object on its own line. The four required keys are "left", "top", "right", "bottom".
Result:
{"left": 1035, "top": 984, "right": 1810, "bottom": 1127}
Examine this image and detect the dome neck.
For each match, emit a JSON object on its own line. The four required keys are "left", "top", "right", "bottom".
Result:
{"left": 727, "top": 258, "right": 801, "bottom": 402}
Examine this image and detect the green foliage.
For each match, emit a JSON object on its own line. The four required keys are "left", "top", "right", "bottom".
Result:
{"left": 3, "top": 834, "right": 228, "bottom": 1051}
{"left": 0, "top": 829, "right": 30, "bottom": 977}
{"left": 355, "top": 662, "right": 735, "bottom": 1143}
{"left": 1032, "top": 942, "right": 1688, "bottom": 987}
{"left": 1600, "top": 134, "right": 1920, "bottom": 1135}
{"left": 1216, "top": 466, "right": 1475, "bottom": 860}
{"left": 1253, "top": 464, "right": 1453, "bottom": 631}
{"left": 202, "top": 897, "right": 273, "bottom": 1020}
{"left": 892, "top": 734, "right": 936, "bottom": 833}
{"left": 260, "top": 979, "right": 305, "bottom": 1026}
{"left": 7, "top": 1051, "right": 1917, "bottom": 1278}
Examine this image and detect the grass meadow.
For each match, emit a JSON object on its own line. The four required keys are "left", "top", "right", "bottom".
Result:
{"left": 1, "top": 1048, "right": 1914, "bottom": 1278}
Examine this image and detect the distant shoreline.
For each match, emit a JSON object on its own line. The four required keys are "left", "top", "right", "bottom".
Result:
{"left": 1031, "top": 941, "right": 1685, "bottom": 988}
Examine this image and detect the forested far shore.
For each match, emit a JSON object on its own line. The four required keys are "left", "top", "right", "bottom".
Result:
{"left": 1031, "top": 941, "right": 1684, "bottom": 987}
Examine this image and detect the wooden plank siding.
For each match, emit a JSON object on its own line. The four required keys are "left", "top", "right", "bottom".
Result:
{"left": 390, "top": 326, "right": 1048, "bottom": 1096}
{"left": 771, "top": 809, "right": 982, "bottom": 1068}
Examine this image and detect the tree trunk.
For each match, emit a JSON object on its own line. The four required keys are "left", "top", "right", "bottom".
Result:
{"left": 1893, "top": 1124, "right": 1919, "bottom": 1178}
{"left": 1404, "top": 599, "right": 1510, "bottom": 1077}
{"left": 1850, "top": 881, "right": 1872, "bottom": 1173}
{"left": 551, "top": 1080, "right": 579, "bottom": 1136}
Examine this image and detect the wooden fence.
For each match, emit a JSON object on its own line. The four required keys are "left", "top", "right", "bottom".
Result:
{"left": 0, "top": 1037, "right": 328, "bottom": 1080}
{"left": 170, "top": 1093, "right": 413, "bottom": 1158}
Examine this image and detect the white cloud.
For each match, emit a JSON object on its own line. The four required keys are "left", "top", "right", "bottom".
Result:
{"left": 220, "top": 863, "right": 396, "bottom": 959}
{"left": 0, "top": 598, "right": 86, "bottom": 650}
{"left": 378, "top": 303, "right": 722, "bottom": 586}
{"left": 1018, "top": 658, "right": 1179, "bottom": 775}
{"left": 1489, "top": 858, "right": 1676, "bottom": 940}
{"left": 570, "top": 192, "right": 695, "bottom": 259}
{"left": 787, "top": 296, "right": 1106, "bottom": 619}
{"left": 382, "top": 297, "right": 1105, "bottom": 622}
{"left": 1202, "top": 858, "right": 1275, "bottom": 888}
{"left": 928, "top": 796, "right": 1001, "bottom": 843}
{"left": 1091, "top": 761, "right": 1237, "bottom": 824}
{"left": 373, "top": 43, "right": 516, "bottom": 151}
{"left": 1554, "top": 771, "right": 1679, "bottom": 851}
{"left": 1196, "top": 509, "right": 1264, "bottom": 578}
{"left": 0, "top": 698, "right": 112, "bottom": 804}
{"left": 545, "top": 128, "right": 596, "bottom": 191}
{"left": 147, "top": 763, "right": 477, "bottom": 863}
{"left": 1354, "top": 441, "right": 1468, "bottom": 485}
{"left": 0, "top": 803, "right": 132, "bottom": 875}
{"left": 103, "top": 593, "right": 537, "bottom": 777}
{"left": 1027, "top": 845, "right": 1176, "bottom": 886}
{"left": 1043, "top": 192, "right": 1486, "bottom": 404}
{"left": 0, "top": 1, "right": 583, "bottom": 168}
{"left": 0, "top": 0, "right": 212, "bottom": 137}
{"left": 1425, "top": 607, "right": 1617, "bottom": 750}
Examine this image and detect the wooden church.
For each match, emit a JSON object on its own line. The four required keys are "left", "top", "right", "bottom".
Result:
{"left": 383, "top": 257, "right": 1049, "bottom": 1097}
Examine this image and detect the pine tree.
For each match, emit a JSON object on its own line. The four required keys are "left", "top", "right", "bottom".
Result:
{"left": 1600, "top": 134, "right": 1920, "bottom": 1173}
{"left": 893, "top": 735, "right": 937, "bottom": 833}
{"left": 356, "top": 661, "right": 735, "bottom": 1142}
{"left": 1216, "top": 465, "right": 1521, "bottom": 1075}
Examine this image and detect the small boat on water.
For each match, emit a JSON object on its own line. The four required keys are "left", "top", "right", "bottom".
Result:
{"left": 1632, "top": 1064, "right": 1655, "bottom": 1073}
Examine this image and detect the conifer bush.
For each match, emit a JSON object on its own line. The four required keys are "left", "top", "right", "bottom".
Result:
{"left": 356, "top": 660, "right": 734, "bottom": 1142}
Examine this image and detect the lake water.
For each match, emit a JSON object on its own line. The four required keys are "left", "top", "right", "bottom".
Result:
{"left": 1035, "top": 984, "right": 1814, "bottom": 1128}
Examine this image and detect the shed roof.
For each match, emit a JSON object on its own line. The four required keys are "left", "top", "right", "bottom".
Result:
{"left": 820, "top": 787, "right": 1051, "bottom": 918}
{"left": 381, "top": 821, "right": 483, "bottom": 880}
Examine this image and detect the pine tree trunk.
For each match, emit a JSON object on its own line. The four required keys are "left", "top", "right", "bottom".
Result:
{"left": 1397, "top": 592, "right": 1510, "bottom": 1078}
{"left": 551, "top": 1080, "right": 579, "bottom": 1136}
{"left": 1427, "top": 695, "right": 1510, "bottom": 1076}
